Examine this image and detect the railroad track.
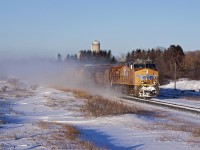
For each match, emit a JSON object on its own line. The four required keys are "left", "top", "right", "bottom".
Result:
{"left": 121, "top": 96, "right": 200, "bottom": 115}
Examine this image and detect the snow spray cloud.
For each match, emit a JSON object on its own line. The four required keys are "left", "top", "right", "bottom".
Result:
{"left": 0, "top": 58, "right": 119, "bottom": 97}
{"left": 0, "top": 58, "right": 79, "bottom": 87}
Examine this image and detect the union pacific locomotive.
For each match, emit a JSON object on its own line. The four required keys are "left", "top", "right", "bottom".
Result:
{"left": 80, "top": 59, "right": 159, "bottom": 98}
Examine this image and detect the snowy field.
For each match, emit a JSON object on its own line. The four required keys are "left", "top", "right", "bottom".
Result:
{"left": 0, "top": 78, "right": 200, "bottom": 150}
{"left": 158, "top": 79, "right": 200, "bottom": 108}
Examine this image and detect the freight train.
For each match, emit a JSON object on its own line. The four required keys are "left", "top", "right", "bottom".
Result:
{"left": 80, "top": 59, "right": 159, "bottom": 98}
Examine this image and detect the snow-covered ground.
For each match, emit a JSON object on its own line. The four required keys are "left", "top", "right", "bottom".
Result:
{"left": 1, "top": 78, "right": 200, "bottom": 150}
{"left": 161, "top": 79, "right": 200, "bottom": 91}
{"left": 157, "top": 79, "right": 200, "bottom": 108}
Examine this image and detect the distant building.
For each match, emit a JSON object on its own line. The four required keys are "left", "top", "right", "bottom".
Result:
{"left": 91, "top": 40, "right": 100, "bottom": 52}
{"left": 77, "top": 40, "right": 101, "bottom": 60}
{"left": 77, "top": 51, "right": 81, "bottom": 60}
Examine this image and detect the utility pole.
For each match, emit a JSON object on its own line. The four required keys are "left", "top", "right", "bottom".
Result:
{"left": 174, "top": 62, "right": 176, "bottom": 90}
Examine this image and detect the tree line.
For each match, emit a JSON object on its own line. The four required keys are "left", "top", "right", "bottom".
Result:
{"left": 58, "top": 45, "right": 200, "bottom": 84}
{"left": 126, "top": 45, "right": 200, "bottom": 84}
{"left": 58, "top": 50, "right": 117, "bottom": 64}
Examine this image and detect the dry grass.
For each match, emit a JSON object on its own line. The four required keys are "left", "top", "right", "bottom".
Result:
{"left": 61, "top": 124, "right": 80, "bottom": 140}
{"left": 139, "top": 120, "right": 199, "bottom": 135}
{"left": 135, "top": 117, "right": 200, "bottom": 146}
{"left": 80, "top": 95, "right": 149, "bottom": 117}
{"left": 192, "top": 128, "right": 200, "bottom": 137}
{"left": 159, "top": 123, "right": 193, "bottom": 132}
{"left": 37, "top": 121, "right": 51, "bottom": 129}
{"left": 160, "top": 120, "right": 200, "bottom": 139}
{"left": 54, "top": 86, "right": 151, "bottom": 117}
{"left": 52, "top": 86, "right": 200, "bottom": 146}
{"left": 127, "top": 110, "right": 200, "bottom": 147}
{"left": 56, "top": 87, "right": 93, "bottom": 100}
{"left": 34, "top": 121, "right": 106, "bottom": 150}
{"left": 185, "top": 128, "right": 200, "bottom": 147}
{"left": 158, "top": 134, "right": 182, "bottom": 142}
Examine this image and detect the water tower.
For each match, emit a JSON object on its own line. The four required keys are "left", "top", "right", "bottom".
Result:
{"left": 91, "top": 40, "right": 100, "bottom": 52}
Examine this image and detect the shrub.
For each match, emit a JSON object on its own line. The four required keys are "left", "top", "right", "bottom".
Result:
{"left": 80, "top": 95, "right": 144, "bottom": 117}
{"left": 54, "top": 87, "right": 93, "bottom": 99}
{"left": 36, "top": 121, "right": 105, "bottom": 149}
{"left": 192, "top": 128, "right": 200, "bottom": 137}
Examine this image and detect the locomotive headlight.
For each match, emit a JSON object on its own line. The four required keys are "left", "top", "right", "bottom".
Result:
{"left": 153, "top": 81, "right": 156, "bottom": 84}
{"left": 141, "top": 81, "right": 144, "bottom": 84}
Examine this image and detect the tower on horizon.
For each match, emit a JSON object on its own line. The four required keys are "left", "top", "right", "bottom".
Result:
{"left": 91, "top": 40, "right": 100, "bottom": 52}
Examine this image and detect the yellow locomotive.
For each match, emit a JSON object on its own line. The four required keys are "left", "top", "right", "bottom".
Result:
{"left": 81, "top": 59, "right": 159, "bottom": 98}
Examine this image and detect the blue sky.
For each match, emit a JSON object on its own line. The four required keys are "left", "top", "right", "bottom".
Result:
{"left": 0, "top": 0, "right": 200, "bottom": 59}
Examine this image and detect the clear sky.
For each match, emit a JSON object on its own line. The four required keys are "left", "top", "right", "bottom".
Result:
{"left": 0, "top": 0, "right": 200, "bottom": 59}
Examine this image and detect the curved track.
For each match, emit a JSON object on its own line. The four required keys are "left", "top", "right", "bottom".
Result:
{"left": 121, "top": 96, "right": 200, "bottom": 115}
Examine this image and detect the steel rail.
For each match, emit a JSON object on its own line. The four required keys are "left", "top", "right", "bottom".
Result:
{"left": 121, "top": 96, "right": 200, "bottom": 115}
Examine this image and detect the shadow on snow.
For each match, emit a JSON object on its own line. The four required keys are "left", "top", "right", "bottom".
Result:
{"left": 157, "top": 88, "right": 200, "bottom": 99}
{"left": 79, "top": 128, "right": 144, "bottom": 150}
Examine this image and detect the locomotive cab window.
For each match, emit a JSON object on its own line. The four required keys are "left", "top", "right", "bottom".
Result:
{"left": 134, "top": 64, "right": 145, "bottom": 68}
{"left": 146, "top": 64, "right": 156, "bottom": 69}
